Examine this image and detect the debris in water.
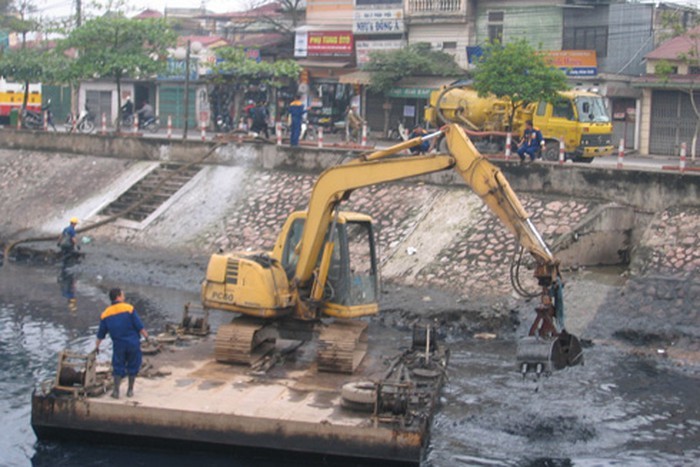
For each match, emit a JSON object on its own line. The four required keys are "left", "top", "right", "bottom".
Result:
{"left": 474, "top": 332, "right": 497, "bottom": 340}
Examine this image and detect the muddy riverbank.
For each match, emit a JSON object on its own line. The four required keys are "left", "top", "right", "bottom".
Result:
{"left": 1, "top": 243, "right": 699, "bottom": 466}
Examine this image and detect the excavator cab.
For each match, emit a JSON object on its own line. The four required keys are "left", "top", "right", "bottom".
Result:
{"left": 277, "top": 211, "right": 379, "bottom": 315}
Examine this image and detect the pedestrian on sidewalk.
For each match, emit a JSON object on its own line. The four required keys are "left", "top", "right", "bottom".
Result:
{"left": 344, "top": 105, "right": 365, "bottom": 143}
{"left": 250, "top": 101, "right": 270, "bottom": 139}
{"left": 95, "top": 288, "right": 149, "bottom": 399}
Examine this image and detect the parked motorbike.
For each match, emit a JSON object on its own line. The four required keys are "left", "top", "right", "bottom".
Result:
{"left": 215, "top": 113, "right": 233, "bottom": 133}
{"left": 275, "top": 118, "right": 316, "bottom": 141}
{"left": 139, "top": 115, "right": 160, "bottom": 133}
{"left": 119, "top": 105, "right": 134, "bottom": 127}
{"left": 388, "top": 120, "right": 408, "bottom": 141}
{"left": 65, "top": 105, "right": 95, "bottom": 133}
{"left": 22, "top": 99, "right": 56, "bottom": 131}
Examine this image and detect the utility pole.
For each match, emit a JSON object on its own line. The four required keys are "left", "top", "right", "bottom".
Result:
{"left": 72, "top": 0, "right": 82, "bottom": 117}
{"left": 182, "top": 40, "right": 191, "bottom": 140}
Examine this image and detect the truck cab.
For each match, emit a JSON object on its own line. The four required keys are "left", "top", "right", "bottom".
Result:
{"left": 530, "top": 91, "right": 614, "bottom": 162}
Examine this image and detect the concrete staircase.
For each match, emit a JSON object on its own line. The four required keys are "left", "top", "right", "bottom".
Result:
{"left": 99, "top": 163, "right": 201, "bottom": 223}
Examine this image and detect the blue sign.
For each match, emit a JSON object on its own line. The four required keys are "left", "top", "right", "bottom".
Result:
{"left": 562, "top": 67, "right": 597, "bottom": 77}
{"left": 158, "top": 58, "right": 198, "bottom": 81}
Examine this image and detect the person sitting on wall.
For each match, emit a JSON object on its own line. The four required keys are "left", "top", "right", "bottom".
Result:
{"left": 517, "top": 120, "right": 543, "bottom": 163}
{"left": 409, "top": 125, "right": 430, "bottom": 154}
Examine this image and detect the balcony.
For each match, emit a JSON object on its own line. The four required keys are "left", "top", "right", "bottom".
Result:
{"left": 406, "top": 0, "right": 468, "bottom": 22}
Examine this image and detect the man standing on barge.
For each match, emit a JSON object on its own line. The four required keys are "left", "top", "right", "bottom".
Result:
{"left": 95, "top": 288, "right": 149, "bottom": 399}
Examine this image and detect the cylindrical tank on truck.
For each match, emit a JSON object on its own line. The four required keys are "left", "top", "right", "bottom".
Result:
{"left": 424, "top": 86, "right": 614, "bottom": 163}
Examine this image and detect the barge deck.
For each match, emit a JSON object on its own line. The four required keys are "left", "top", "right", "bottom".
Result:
{"left": 32, "top": 324, "right": 447, "bottom": 465}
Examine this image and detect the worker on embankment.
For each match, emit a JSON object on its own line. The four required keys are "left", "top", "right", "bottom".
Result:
{"left": 517, "top": 120, "right": 543, "bottom": 163}
{"left": 95, "top": 288, "right": 149, "bottom": 399}
{"left": 57, "top": 217, "right": 79, "bottom": 267}
{"left": 288, "top": 95, "right": 306, "bottom": 147}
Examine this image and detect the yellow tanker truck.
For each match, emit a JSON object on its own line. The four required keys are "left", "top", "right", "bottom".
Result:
{"left": 425, "top": 85, "right": 614, "bottom": 163}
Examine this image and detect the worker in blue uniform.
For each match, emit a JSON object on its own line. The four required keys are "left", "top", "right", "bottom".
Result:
{"left": 95, "top": 288, "right": 149, "bottom": 399}
{"left": 517, "top": 120, "right": 543, "bottom": 163}
{"left": 57, "top": 217, "right": 79, "bottom": 267}
{"left": 288, "top": 94, "right": 306, "bottom": 147}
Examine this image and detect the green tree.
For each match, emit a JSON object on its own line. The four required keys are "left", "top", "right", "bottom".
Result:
{"left": 472, "top": 39, "right": 569, "bottom": 128}
{"left": 210, "top": 46, "right": 300, "bottom": 86}
{"left": 62, "top": 15, "right": 176, "bottom": 130}
{"left": 365, "top": 43, "right": 462, "bottom": 135}
{"left": 0, "top": 46, "right": 65, "bottom": 85}
{"left": 0, "top": 0, "right": 42, "bottom": 110}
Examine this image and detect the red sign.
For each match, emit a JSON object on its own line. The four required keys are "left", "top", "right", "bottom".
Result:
{"left": 307, "top": 31, "right": 354, "bottom": 56}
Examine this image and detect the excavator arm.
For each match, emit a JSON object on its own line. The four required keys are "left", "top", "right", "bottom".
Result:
{"left": 290, "top": 123, "right": 582, "bottom": 374}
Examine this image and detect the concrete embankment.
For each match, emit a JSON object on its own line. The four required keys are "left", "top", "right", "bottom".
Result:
{"left": 1, "top": 130, "right": 698, "bottom": 306}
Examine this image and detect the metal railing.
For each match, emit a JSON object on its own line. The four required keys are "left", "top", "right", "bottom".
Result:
{"left": 407, "top": 0, "right": 464, "bottom": 14}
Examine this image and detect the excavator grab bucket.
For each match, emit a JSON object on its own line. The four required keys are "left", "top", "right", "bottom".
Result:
{"left": 516, "top": 330, "right": 583, "bottom": 376}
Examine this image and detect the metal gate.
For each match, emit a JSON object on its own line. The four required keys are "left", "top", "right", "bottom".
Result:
{"left": 85, "top": 90, "right": 111, "bottom": 123}
{"left": 650, "top": 90, "right": 700, "bottom": 156}
{"left": 158, "top": 84, "right": 196, "bottom": 129}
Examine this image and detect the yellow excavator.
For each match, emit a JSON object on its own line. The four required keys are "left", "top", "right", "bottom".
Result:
{"left": 201, "top": 123, "right": 583, "bottom": 375}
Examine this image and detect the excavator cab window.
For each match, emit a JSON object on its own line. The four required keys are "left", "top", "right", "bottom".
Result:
{"left": 321, "top": 220, "right": 378, "bottom": 306}
{"left": 338, "top": 221, "right": 378, "bottom": 306}
{"left": 280, "top": 218, "right": 378, "bottom": 306}
{"left": 281, "top": 219, "right": 305, "bottom": 278}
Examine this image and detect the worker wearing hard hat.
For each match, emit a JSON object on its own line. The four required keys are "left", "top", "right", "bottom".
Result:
{"left": 57, "top": 217, "right": 79, "bottom": 267}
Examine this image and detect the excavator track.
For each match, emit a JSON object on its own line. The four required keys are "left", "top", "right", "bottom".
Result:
{"left": 215, "top": 316, "right": 277, "bottom": 366}
{"left": 317, "top": 320, "right": 368, "bottom": 374}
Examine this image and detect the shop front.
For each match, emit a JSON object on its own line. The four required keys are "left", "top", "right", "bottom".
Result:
{"left": 294, "top": 28, "right": 359, "bottom": 133}
{"left": 379, "top": 76, "right": 456, "bottom": 134}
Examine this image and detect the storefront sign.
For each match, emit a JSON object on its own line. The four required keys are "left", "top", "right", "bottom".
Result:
{"left": 158, "top": 58, "right": 199, "bottom": 80}
{"left": 244, "top": 48, "right": 261, "bottom": 63}
{"left": 542, "top": 50, "right": 598, "bottom": 77}
{"left": 295, "top": 31, "right": 308, "bottom": 57}
{"left": 307, "top": 31, "right": 354, "bottom": 56}
{"left": 388, "top": 87, "right": 435, "bottom": 99}
{"left": 353, "top": 9, "right": 404, "bottom": 34}
{"left": 356, "top": 39, "right": 403, "bottom": 65}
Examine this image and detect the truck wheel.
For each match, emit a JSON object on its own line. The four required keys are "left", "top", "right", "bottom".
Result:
{"left": 542, "top": 141, "right": 560, "bottom": 161}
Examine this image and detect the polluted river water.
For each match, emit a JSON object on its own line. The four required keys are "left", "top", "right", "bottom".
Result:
{"left": 1, "top": 257, "right": 699, "bottom": 466}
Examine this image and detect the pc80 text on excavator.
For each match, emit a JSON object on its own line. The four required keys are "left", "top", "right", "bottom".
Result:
{"left": 201, "top": 123, "right": 583, "bottom": 376}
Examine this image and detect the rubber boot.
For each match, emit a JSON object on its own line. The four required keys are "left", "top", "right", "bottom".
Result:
{"left": 127, "top": 375, "right": 135, "bottom": 398}
{"left": 111, "top": 376, "right": 122, "bottom": 399}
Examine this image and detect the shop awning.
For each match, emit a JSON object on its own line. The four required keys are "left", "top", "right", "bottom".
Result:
{"left": 387, "top": 76, "right": 457, "bottom": 99}
{"left": 339, "top": 70, "right": 371, "bottom": 85}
